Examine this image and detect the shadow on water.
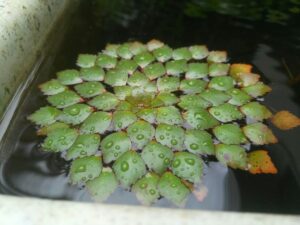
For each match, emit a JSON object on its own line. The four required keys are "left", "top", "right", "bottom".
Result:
{"left": 0, "top": 0, "right": 300, "bottom": 214}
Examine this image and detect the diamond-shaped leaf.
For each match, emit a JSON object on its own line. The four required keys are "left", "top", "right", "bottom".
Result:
{"left": 247, "top": 150, "right": 277, "bottom": 174}
{"left": 207, "top": 51, "right": 227, "bottom": 63}
{"left": 180, "top": 79, "right": 207, "bottom": 94}
{"left": 240, "top": 102, "right": 272, "bottom": 121}
{"left": 209, "top": 103, "right": 244, "bottom": 122}
{"left": 80, "top": 67, "right": 105, "bottom": 81}
{"left": 158, "top": 172, "right": 190, "bottom": 207}
{"left": 104, "top": 69, "right": 128, "bottom": 86}
{"left": 57, "top": 69, "right": 82, "bottom": 85}
{"left": 200, "top": 89, "right": 231, "bottom": 106}
{"left": 70, "top": 156, "right": 102, "bottom": 184}
{"left": 213, "top": 124, "right": 247, "bottom": 145}
{"left": 141, "top": 141, "right": 174, "bottom": 174}
{"left": 184, "top": 109, "right": 220, "bottom": 130}
{"left": 243, "top": 123, "right": 278, "bottom": 145}
{"left": 156, "top": 106, "right": 183, "bottom": 125}
{"left": 153, "top": 45, "right": 172, "bottom": 62}
{"left": 96, "top": 53, "right": 117, "bottom": 68}
{"left": 74, "top": 81, "right": 105, "bottom": 98}
{"left": 112, "top": 111, "right": 137, "bottom": 130}
{"left": 143, "top": 62, "right": 166, "bottom": 80}
{"left": 129, "top": 41, "right": 147, "bottom": 55}
{"left": 103, "top": 44, "right": 119, "bottom": 57}
{"left": 157, "top": 76, "right": 180, "bottom": 92}
{"left": 166, "top": 59, "right": 187, "bottom": 76}
{"left": 127, "top": 120, "right": 155, "bottom": 149}
{"left": 189, "top": 45, "right": 209, "bottom": 60}
{"left": 147, "top": 39, "right": 164, "bottom": 51}
{"left": 171, "top": 152, "right": 204, "bottom": 183}
{"left": 172, "top": 47, "right": 192, "bottom": 60}
{"left": 242, "top": 82, "right": 271, "bottom": 98}
{"left": 117, "top": 43, "right": 133, "bottom": 59}
{"left": 186, "top": 63, "right": 208, "bottom": 79}
{"left": 113, "top": 151, "right": 146, "bottom": 189}
{"left": 88, "top": 92, "right": 119, "bottom": 111}
{"left": 116, "top": 59, "right": 138, "bottom": 74}
{"left": 208, "top": 76, "right": 235, "bottom": 91}
{"left": 80, "top": 111, "right": 112, "bottom": 134}
{"left": 66, "top": 134, "right": 100, "bottom": 160}
{"left": 155, "top": 124, "right": 184, "bottom": 150}
{"left": 237, "top": 72, "right": 260, "bottom": 87}
{"left": 42, "top": 128, "right": 78, "bottom": 152}
{"left": 86, "top": 168, "right": 118, "bottom": 202}
{"left": 215, "top": 144, "right": 247, "bottom": 169}
{"left": 127, "top": 71, "right": 149, "bottom": 87}
{"left": 178, "top": 94, "right": 211, "bottom": 110}
{"left": 101, "top": 131, "right": 131, "bottom": 164}
{"left": 155, "top": 93, "right": 179, "bottom": 106}
{"left": 47, "top": 90, "right": 82, "bottom": 108}
{"left": 134, "top": 51, "right": 155, "bottom": 68}
{"left": 208, "top": 63, "right": 230, "bottom": 77}
{"left": 184, "top": 130, "right": 215, "bottom": 155}
{"left": 132, "top": 173, "right": 160, "bottom": 205}
{"left": 229, "top": 64, "right": 252, "bottom": 79}
{"left": 227, "top": 88, "right": 251, "bottom": 106}
{"left": 39, "top": 79, "right": 66, "bottom": 95}
{"left": 28, "top": 106, "right": 61, "bottom": 126}
{"left": 136, "top": 108, "right": 157, "bottom": 123}
{"left": 76, "top": 54, "right": 97, "bottom": 68}
{"left": 58, "top": 104, "right": 93, "bottom": 125}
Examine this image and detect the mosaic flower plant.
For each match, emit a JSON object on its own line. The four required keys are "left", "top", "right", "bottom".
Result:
{"left": 28, "top": 40, "right": 300, "bottom": 206}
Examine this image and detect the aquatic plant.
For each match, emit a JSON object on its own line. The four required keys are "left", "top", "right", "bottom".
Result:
{"left": 28, "top": 40, "right": 300, "bottom": 206}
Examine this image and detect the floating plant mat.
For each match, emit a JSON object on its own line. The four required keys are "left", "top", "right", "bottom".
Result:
{"left": 27, "top": 40, "right": 300, "bottom": 207}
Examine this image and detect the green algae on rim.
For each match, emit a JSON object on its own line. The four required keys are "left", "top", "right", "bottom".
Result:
{"left": 28, "top": 39, "right": 290, "bottom": 207}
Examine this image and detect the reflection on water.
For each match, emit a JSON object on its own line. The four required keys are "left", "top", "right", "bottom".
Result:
{"left": 0, "top": 0, "right": 300, "bottom": 214}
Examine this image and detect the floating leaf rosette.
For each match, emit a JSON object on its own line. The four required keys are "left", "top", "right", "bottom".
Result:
{"left": 28, "top": 40, "right": 300, "bottom": 207}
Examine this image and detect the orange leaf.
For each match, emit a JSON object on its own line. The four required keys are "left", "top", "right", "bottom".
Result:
{"left": 247, "top": 150, "right": 277, "bottom": 174}
{"left": 271, "top": 110, "right": 300, "bottom": 130}
{"left": 230, "top": 64, "right": 253, "bottom": 79}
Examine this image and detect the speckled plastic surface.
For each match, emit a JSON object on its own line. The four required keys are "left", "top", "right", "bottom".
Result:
{"left": 0, "top": 0, "right": 70, "bottom": 116}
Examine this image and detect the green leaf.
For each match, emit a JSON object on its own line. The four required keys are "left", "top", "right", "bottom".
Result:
{"left": 141, "top": 141, "right": 173, "bottom": 174}
{"left": 184, "top": 109, "right": 220, "bottom": 129}
{"left": 208, "top": 63, "right": 230, "bottom": 76}
{"left": 207, "top": 51, "right": 227, "bottom": 63}
{"left": 103, "top": 44, "right": 119, "bottom": 57}
{"left": 127, "top": 120, "right": 155, "bottom": 149}
{"left": 147, "top": 39, "right": 164, "bottom": 51}
{"left": 28, "top": 106, "right": 60, "bottom": 126}
{"left": 58, "top": 104, "right": 93, "bottom": 125}
{"left": 209, "top": 103, "right": 244, "bottom": 123}
{"left": 243, "top": 122, "right": 278, "bottom": 145}
{"left": 113, "top": 151, "right": 146, "bottom": 189}
{"left": 37, "top": 122, "right": 69, "bottom": 136}
{"left": 66, "top": 134, "right": 100, "bottom": 160}
{"left": 129, "top": 41, "right": 147, "bottom": 55}
{"left": 101, "top": 131, "right": 131, "bottom": 164}
{"left": 200, "top": 89, "right": 231, "bottom": 106}
{"left": 57, "top": 69, "right": 82, "bottom": 85}
{"left": 180, "top": 79, "right": 207, "bottom": 94}
{"left": 74, "top": 81, "right": 105, "bottom": 98}
{"left": 136, "top": 108, "right": 157, "bottom": 123}
{"left": 113, "top": 111, "right": 137, "bottom": 130}
{"left": 80, "top": 111, "right": 112, "bottom": 134}
{"left": 132, "top": 173, "right": 160, "bottom": 205}
{"left": 128, "top": 71, "right": 149, "bottom": 87}
{"left": 96, "top": 53, "right": 117, "bottom": 68}
{"left": 189, "top": 45, "right": 209, "bottom": 60}
{"left": 42, "top": 128, "right": 78, "bottom": 152}
{"left": 144, "top": 62, "right": 166, "bottom": 80}
{"left": 39, "top": 79, "right": 66, "bottom": 95}
{"left": 134, "top": 51, "right": 155, "bottom": 68}
{"left": 171, "top": 152, "right": 204, "bottom": 183}
{"left": 153, "top": 45, "right": 173, "bottom": 62}
{"left": 172, "top": 47, "right": 192, "bottom": 60}
{"left": 70, "top": 156, "right": 102, "bottom": 184}
{"left": 208, "top": 76, "right": 235, "bottom": 91}
{"left": 156, "top": 106, "right": 183, "bottom": 125}
{"left": 215, "top": 144, "right": 247, "bottom": 169}
{"left": 242, "top": 82, "right": 271, "bottom": 98}
{"left": 155, "top": 124, "right": 185, "bottom": 150}
{"left": 227, "top": 88, "right": 251, "bottom": 106}
{"left": 116, "top": 59, "right": 138, "bottom": 74}
{"left": 178, "top": 94, "right": 211, "bottom": 110}
{"left": 166, "top": 59, "right": 188, "bottom": 76}
{"left": 158, "top": 172, "right": 190, "bottom": 207}
{"left": 155, "top": 93, "right": 179, "bottom": 106}
{"left": 86, "top": 168, "right": 118, "bottom": 202}
{"left": 213, "top": 124, "right": 247, "bottom": 145}
{"left": 114, "top": 86, "right": 133, "bottom": 100}
{"left": 76, "top": 54, "right": 97, "bottom": 68}
{"left": 104, "top": 69, "right": 128, "bottom": 86}
{"left": 117, "top": 43, "right": 133, "bottom": 59}
{"left": 185, "top": 63, "right": 208, "bottom": 79}
{"left": 184, "top": 130, "right": 215, "bottom": 155}
{"left": 157, "top": 76, "right": 180, "bottom": 92}
{"left": 88, "top": 93, "right": 119, "bottom": 111}
{"left": 80, "top": 67, "right": 105, "bottom": 81}
{"left": 47, "top": 90, "right": 82, "bottom": 108}
{"left": 240, "top": 102, "right": 272, "bottom": 121}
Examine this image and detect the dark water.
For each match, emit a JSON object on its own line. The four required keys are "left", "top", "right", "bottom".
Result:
{"left": 0, "top": 0, "right": 300, "bottom": 214}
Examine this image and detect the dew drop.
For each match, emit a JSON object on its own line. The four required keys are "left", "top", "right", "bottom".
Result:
{"left": 218, "top": 81, "right": 224, "bottom": 86}
{"left": 137, "top": 134, "right": 144, "bottom": 140}
{"left": 132, "top": 128, "right": 138, "bottom": 132}
{"left": 76, "top": 165, "right": 86, "bottom": 173}
{"left": 172, "top": 159, "right": 181, "bottom": 168}
{"left": 69, "top": 107, "right": 80, "bottom": 116}
{"left": 80, "top": 150, "right": 86, "bottom": 155}
{"left": 114, "top": 153, "right": 118, "bottom": 157}
{"left": 159, "top": 135, "right": 165, "bottom": 140}
{"left": 190, "top": 143, "right": 198, "bottom": 150}
{"left": 140, "top": 183, "right": 147, "bottom": 189}
{"left": 106, "top": 141, "right": 113, "bottom": 148}
{"left": 88, "top": 174, "right": 93, "bottom": 179}
{"left": 149, "top": 189, "right": 156, "bottom": 195}
{"left": 171, "top": 139, "right": 178, "bottom": 145}
{"left": 76, "top": 143, "right": 84, "bottom": 149}
{"left": 115, "top": 145, "right": 120, "bottom": 150}
{"left": 213, "top": 111, "right": 220, "bottom": 116}
{"left": 82, "top": 177, "right": 87, "bottom": 182}
{"left": 185, "top": 158, "right": 195, "bottom": 165}
{"left": 121, "top": 161, "right": 129, "bottom": 172}
{"left": 158, "top": 153, "right": 165, "bottom": 158}
{"left": 188, "top": 80, "right": 194, "bottom": 86}
{"left": 171, "top": 183, "right": 177, "bottom": 188}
